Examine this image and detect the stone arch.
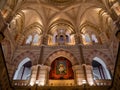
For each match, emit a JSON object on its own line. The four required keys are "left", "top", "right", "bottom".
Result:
{"left": 79, "top": 21, "right": 101, "bottom": 34}
{"left": 13, "top": 51, "right": 37, "bottom": 68}
{"left": 44, "top": 50, "right": 78, "bottom": 66}
{"left": 23, "top": 22, "right": 43, "bottom": 35}
{"left": 86, "top": 50, "right": 112, "bottom": 67}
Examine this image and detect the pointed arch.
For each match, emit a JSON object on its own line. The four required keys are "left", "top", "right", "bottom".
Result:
{"left": 48, "top": 19, "right": 75, "bottom": 34}
{"left": 13, "top": 51, "right": 37, "bottom": 67}
{"left": 86, "top": 50, "right": 113, "bottom": 66}
{"left": 44, "top": 50, "right": 79, "bottom": 66}
{"left": 79, "top": 21, "right": 101, "bottom": 34}
{"left": 16, "top": 8, "right": 43, "bottom": 26}
{"left": 23, "top": 22, "right": 43, "bottom": 35}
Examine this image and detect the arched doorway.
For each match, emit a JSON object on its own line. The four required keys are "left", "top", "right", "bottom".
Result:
{"left": 49, "top": 57, "right": 74, "bottom": 80}
{"left": 92, "top": 57, "right": 111, "bottom": 80}
{"left": 13, "top": 57, "right": 32, "bottom": 80}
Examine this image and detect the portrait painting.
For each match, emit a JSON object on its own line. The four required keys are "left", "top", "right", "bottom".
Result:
{"left": 56, "top": 60, "right": 67, "bottom": 75}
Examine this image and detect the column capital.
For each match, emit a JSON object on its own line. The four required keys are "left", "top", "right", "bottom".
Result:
{"left": 72, "top": 65, "right": 82, "bottom": 71}
{"left": 38, "top": 64, "right": 51, "bottom": 72}
{"left": 41, "top": 34, "right": 48, "bottom": 45}
{"left": 85, "top": 64, "right": 93, "bottom": 68}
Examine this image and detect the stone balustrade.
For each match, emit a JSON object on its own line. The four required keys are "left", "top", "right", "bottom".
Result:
{"left": 12, "top": 80, "right": 29, "bottom": 86}
{"left": 12, "top": 79, "right": 111, "bottom": 86}
{"left": 49, "top": 80, "right": 75, "bottom": 86}
{"left": 95, "top": 79, "right": 111, "bottom": 86}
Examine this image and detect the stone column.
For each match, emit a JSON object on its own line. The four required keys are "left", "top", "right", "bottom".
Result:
{"left": 29, "top": 65, "right": 38, "bottom": 86}
{"left": 72, "top": 64, "right": 95, "bottom": 86}
{"left": 36, "top": 65, "right": 50, "bottom": 86}
{"left": 85, "top": 64, "right": 94, "bottom": 86}
{"left": 74, "top": 34, "right": 81, "bottom": 44}
{"left": 99, "top": 32, "right": 108, "bottom": 43}
{"left": 42, "top": 35, "right": 48, "bottom": 45}
{"left": 72, "top": 65, "right": 85, "bottom": 86}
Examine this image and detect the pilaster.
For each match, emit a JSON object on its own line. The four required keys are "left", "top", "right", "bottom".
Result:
{"left": 30, "top": 65, "right": 38, "bottom": 86}
{"left": 74, "top": 34, "right": 81, "bottom": 44}
{"left": 72, "top": 65, "right": 85, "bottom": 86}
{"left": 99, "top": 32, "right": 108, "bottom": 43}
{"left": 42, "top": 35, "right": 48, "bottom": 45}
{"left": 85, "top": 64, "right": 94, "bottom": 86}
{"left": 36, "top": 65, "right": 50, "bottom": 86}
{"left": 16, "top": 33, "right": 25, "bottom": 45}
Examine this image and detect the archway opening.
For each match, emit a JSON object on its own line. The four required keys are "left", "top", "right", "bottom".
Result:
{"left": 92, "top": 57, "right": 111, "bottom": 80}
{"left": 13, "top": 57, "right": 32, "bottom": 80}
{"left": 49, "top": 57, "right": 74, "bottom": 80}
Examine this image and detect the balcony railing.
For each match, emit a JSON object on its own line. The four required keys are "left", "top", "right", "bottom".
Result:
{"left": 12, "top": 79, "right": 111, "bottom": 86}
{"left": 94, "top": 79, "right": 111, "bottom": 86}
{"left": 12, "top": 80, "right": 29, "bottom": 86}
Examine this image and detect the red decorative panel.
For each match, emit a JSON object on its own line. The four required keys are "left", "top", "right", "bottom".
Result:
{"left": 49, "top": 57, "right": 74, "bottom": 79}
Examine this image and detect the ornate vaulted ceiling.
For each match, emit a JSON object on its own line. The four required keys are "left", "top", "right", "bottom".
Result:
{"left": 0, "top": 0, "right": 119, "bottom": 37}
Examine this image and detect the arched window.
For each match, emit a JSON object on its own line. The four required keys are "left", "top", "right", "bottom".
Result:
{"left": 82, "top": 33, "right": 100, "bottom": 45}
{"left": 25, "top": 33, "right": 41, "bottom": 46}
{"left": 82, "top": 34, "right": 91, "bottom": 43}
{"left": 32, "top": 34, "right": 40, "bottom": 45}
{"left": 66, "top": 35, "right": 69, "bottom": 42}
{"left": 33, "top": 34, "right": 39, "bottom": 43}
{"left": 26, "top": 35, "right": 32, "bottom": 44}
{"left": 48, "top": 30, "right": 75, "bottom": 45}
{"left": 13, "top": 57, "right": 32, "bottom": 80}
{"left": 59, "top": 35, "right": 64, "bottom": 43}
{"left": 92, "top": 57, "right": 111, "bottom": 80}
{"left": 91, "top": 34, "right": 98, "bottom": 43}
{"left": 55, "top": 35, "right": 70, "bottom": 44}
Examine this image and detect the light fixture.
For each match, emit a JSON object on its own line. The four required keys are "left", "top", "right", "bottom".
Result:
{"left": 36, "top": 80, "right": 39, "bottom": 84}
{"left": 89, "top": 82, "right": 94, "bottom": 86}
{"left": 82, "top": 80, "right": 87, "bottom": 84}
{"left": 30, "top": 81, "right": 34, "bottom": 86}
